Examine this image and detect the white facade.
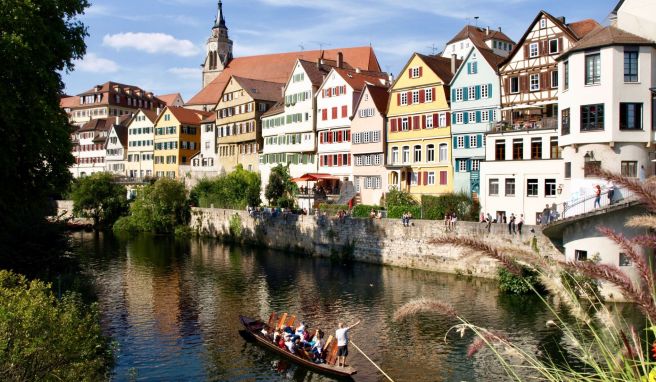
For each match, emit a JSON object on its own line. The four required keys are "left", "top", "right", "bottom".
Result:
{"left": 442, "top": 35, "right": 514, "bottom": 59}
{"left": 480, "top": 128, "right": 563, "bottom": 225}
{"left": 615, "top": 0, "right": 656, "bottom": 41}
{"left": 190, "top": 118, "right": 219, "bottom": 181}
{"left": 105, "top": 125, "right": 127, "bottom": 175}
{"left": 558, "top": 42, "right": 656, "bottom": 204}
{"left": 260, "top": 60, "right": 319, "bottom": 194}
{"left": 72, "top": 129, "right": 108, "bottom": 178}
{"left": 125, "top": 110, "right": 155, "bottom": 179}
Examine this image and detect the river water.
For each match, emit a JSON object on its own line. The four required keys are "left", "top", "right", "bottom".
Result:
{"left": 74, "top": 233, "right": 610, "bottom": 382}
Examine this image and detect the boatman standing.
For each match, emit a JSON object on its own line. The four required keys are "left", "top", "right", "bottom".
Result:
{"left": 335, "top": 320, "right": 361, "bottom": 367}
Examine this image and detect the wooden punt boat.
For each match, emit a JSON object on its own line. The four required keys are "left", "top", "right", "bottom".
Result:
{"left": 239, "top": 313, "right": 357, "bottom": 378}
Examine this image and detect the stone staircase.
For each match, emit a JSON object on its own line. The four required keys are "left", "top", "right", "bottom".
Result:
{"left": 336, "top": 181, "right": 357, "bottom": 205}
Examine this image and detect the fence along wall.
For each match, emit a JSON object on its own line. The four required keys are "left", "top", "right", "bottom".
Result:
{"left": 191, "top": 208, "right": 556, "bottom": 279}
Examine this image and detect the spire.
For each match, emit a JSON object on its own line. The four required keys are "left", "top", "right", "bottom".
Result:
{"left": 214, "top": 0, "right": 226, "bottom": 29}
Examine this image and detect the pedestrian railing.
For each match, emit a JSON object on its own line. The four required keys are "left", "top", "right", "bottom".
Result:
{"left": 552, "top": 186, "right": 637, "bottom": 222}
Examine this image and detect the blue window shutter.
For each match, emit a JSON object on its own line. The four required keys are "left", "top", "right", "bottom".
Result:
{"left": 477, "top": 134, "right": 483, "bottom": 147}
{"left": 488, "top": 83, "right": 493, "bottom": 98}
{"left": 473, "top": 62, "right": 478, "bottom": 74}
{"left": 467, "top": 159, "right": 472, "bottom": 172}
{"left": 451, "top": 88, "right": 456, "bottom": 101}
{"left": 453, "top": 136, "right": 458, "bottom": 148}
{"left": 467, "top": 63, "right": 471, "bottom": 74}
{"left": 476, "top": 85, "right": 481, "bottom": 100}
{"left": 451, "top": 113, "right": 456, "bottom": 124}
{"left": 464, "top": 136, "right": 470, "bottom": 148}
{"left": 463, "top": 87, "right": 468, "bottom": 101}
{"left": 463, "top": 112, "right": 469, "bottom": 124}
{"left": 476, "top": 111, "right": 481, "bottom": 123}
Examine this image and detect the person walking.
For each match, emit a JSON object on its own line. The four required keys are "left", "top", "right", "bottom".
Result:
{"left": 518, "top": 214, "right": 524, "bottom": 234}
{"left": 335, "top": 320, "right": 361, "bottom": 367}
{"left": 508, "top": 213, "right": 516, "bottom": 234}
{"left": 542, "top": 204, "right": 551, "bottom": 225}
{"left": 607, "top": 181, "right": 615, "bottom": 205}
{"left": 640, "top": 165, "right": 646, "bottom": 182}
{"left": 593, "top": 184, "right": 601, "bottom": 208}
{"left": 485, "top": 213, "right": 492, "bottom": 233}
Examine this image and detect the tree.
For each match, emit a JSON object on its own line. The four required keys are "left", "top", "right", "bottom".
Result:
{"left": 115, "top": 178, "right": 188, "bottom": 234}
{"left": 265, "top": 164, "right": 297, "bottom": 207}
{"left": 385, "top": 187, "right": 418, "bottom": 207}
{"left": 71, "top": 173, "right": 128, "bottom": 228}
{"left": 0, "top": 0, "right": 88, "bottom": 269}
{"left": 0, "top": 270, "right": 112, "bottom": 381}
{"left": 190, "top": 165, "right": 261, "bottom": 209}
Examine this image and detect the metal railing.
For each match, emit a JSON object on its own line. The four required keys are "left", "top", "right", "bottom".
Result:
{"left": 492, "top": 117, "right": 558, "bottom": 132}
{"left": 549, "top": 185, "right": 638, "bottom": 222}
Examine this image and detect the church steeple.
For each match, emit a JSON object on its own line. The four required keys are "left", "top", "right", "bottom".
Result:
{"left": 202, "top": 0, "right": 233, "bottom": 88}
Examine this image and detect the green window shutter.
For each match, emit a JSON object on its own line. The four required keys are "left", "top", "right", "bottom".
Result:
{"left": 475, "top": 85, "right": 481, "bottom": 100}
{"left": 463, "top": 87, "right": 468, "bottom": 101}
{"left": 476, "top": 111, "right": 481, "bottom": 123}
{"left": 464, "top": 136, "right": 470, "bottom": 148}
{"left": 451, "top": 88, "right": 456, "bottom": 100}
{"left": 463, "top": 112, "right": 469, "bottom": 124}
{"left": 467, "top": 159, "right": 472, "bottom": 172}
{"left": 453, "top": 136, "right": 458, "bottom": 147}
{"left": 467, "top": 63, "right": 471, "bottom": 74}
{"left": 488, "top": 83, "right": 493, "bottom": 98}
{"left": 477, "top": 134, "right": 483, "bottom": 147}
{"left": 452, "top": 113, "right": 456, "bottom": 124}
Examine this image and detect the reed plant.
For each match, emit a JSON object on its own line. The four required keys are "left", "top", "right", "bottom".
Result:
{"left": 395, "top": 171, "right": 656, "bottom": 381}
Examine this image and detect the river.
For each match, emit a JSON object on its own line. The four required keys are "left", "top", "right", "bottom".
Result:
{"left": 73, "top": 232, "right": 616, "bottom": 381}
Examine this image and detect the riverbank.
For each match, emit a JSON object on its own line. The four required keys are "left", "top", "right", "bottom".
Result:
{"left": 190, "top": 207, "right": 559, "bottom": 279}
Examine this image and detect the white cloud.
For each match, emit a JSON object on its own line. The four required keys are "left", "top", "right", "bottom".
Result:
{"left": 75, "top": 53, "right": 119, "bottom": 73}
{"left": 167, "top": 67, "right": 201, "bottom": 80}
{"left": 103, "top": 33, "right": 200, "bottom": 57}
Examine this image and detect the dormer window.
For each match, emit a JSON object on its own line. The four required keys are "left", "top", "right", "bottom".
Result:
{"left": 539, "top": 18, "right": 547, "bottom": 29}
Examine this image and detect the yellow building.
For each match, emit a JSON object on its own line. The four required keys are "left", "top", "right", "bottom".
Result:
{"left": 215, "top": 76, "right": 283, "bottom": 173}
{"left": 386, "top": 53, "right": 460, "bottom": 198}
{"left": 153, "top": 107, "right": 212, "bottom": 179}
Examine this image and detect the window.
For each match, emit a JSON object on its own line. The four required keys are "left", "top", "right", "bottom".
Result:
{"left": 530, "top": 74, "right": 540, "bottom": 91}
{"left": 549, "top": 39, "right": 559, "bottom": 54}
{"left": 414, "top": 145, "right": 422, "bottom": 162}
{"left": 551, "top": 70, "right": 558, "bottom": 88}
{"left": 513, "top": 139, "right": 523, "bottom": 160}
{"left": 440, "top": 171, "right": 447, "bottom": 185}
{"left": 455, "top": 88, "right": 463, "bottom": 102}
{"left": 581, "top": 104, "right": 605, "bottom": 131}
{"left": 410, "top": 172, "right": 418, "bottom": 185}
{"left": 468, "top": 87, "right": 476, "bottom": 100}
{"left": 400, "top": 92, "right": 408, "bottom": 105}
{"left": 439, "top": 113, "right": 447, "bottom": 127}
{"left": 539, "top": 18, "right": 547, "bottom": 29}
{"left": 392, "top": 147, "right": 399, "bottom": 164}
{"left": 427, "top": 172, "right": 435, "bottom": 185}
{"left": 425, "top": 88, "right": 433, "bottom": 102}
{"left": 439, "top": 144, "right": 448, "bottom": 162}
{"left": 426, "top": 144, "right": 435, "bottom": 162}
{"left": 564, "top": 60, "right": 569, "bottom": 90}
{"left": 531, "top": 138, "right": 542, "bottom": 159}
{"left": 505, "top": 178, "right": 515, "bottom": 196}
{"left": 471, "top": 159, "right": 480, "bottom": 171}
{"left": 373, "top": 131, "right": 380, "bottom": 142}
{"left": 619, "top": 253, "right": 632, "bottom": 267}
{"left": 495, "top": 140, "right": 506, "bottom": 160}
{"left": 565, "top": 162, "right": 572, "bottom": 178}
{"left": 585, "top": 52, "right": 601, "bottom": 85}
{"left": 489, "top": 178, "right": 499, "bottom": 195}
{"left": 529, "top": 43, "right": 539, "bottom": 58}
{"left": 481, "top": 84, "right": 489, "bottom": 98}
{"left": 575, "top": 250, "right": 588, "bottom": 262}
{"left": 527, "top": 179, "right": 538, "bottom": 196}
{"left": 402, "top": 146, "right": 410, "bottom": 163}
{"left": 621, "top": 161, "right": 638, "bottom": 177}
{"left": 457, "top": 136, "right": 465, "bottom": 148}
{"left": 481, "top": 110, "right": 490, "bottom": 122}
{"left": 510, "top": 77, "right": 519, "bottom": 93}
{"left": 410, "top": 67, "right": 421, "bottom": 78}
{"left": 620, "top": 103, "right": 642, "bottom": 130}
{"left": 456, "top": 113, "right": 464, "bottom": 124}
{"left": 412, "top": 90, "right": 420, "bottom": 104}
{"left": 624, "top": 46, "right": 639, "bottom": 83}
{"left": 561, "top": 108, "right": 570, "bottom": 135}
{"left": 469, "top": 135, "right": 477, "bottom": 148}
{"left": 401, "top": 117, "right": 409, "bottom": 131}
{"left": 545, "top": 179, "right": 556, "bottom": 196}
{"left": 550, "top": 137, "right": 560, "bottom": 159}
{"left": 426, "top": 115, "right": 434, "bottom": 129}
{"left": 468, "top": 111, "right": 476, "bottom": 123}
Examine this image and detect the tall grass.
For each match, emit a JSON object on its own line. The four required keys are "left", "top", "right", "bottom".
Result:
{"left": 395, "top": 172, "right": 656, "bottom": 381}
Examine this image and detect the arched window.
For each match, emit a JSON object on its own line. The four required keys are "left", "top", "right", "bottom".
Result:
{"left": 439, "top": 143, "right": 448, "bottom": 162}
{"left": 402, "top": 146, "right": 410, "bottom": 163}
{"left": 427, "top": 144, "right": 435, "bottom": 162}
{"left": 391, "top": 147, "right": 399, "bottom": 164}
{"left": 414, "top": 145, "right": 422, "bottom": 163}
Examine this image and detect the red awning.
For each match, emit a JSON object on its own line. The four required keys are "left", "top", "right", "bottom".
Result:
{"left": 291, "top": 173, "right": 339, "bottom": 182}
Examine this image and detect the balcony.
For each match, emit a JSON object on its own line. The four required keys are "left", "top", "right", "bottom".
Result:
{"left": 492, "top": 117, "right": 557, "bottom": 132}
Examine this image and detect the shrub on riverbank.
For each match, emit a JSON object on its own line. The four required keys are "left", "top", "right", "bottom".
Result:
{"left": 384, "top": 187, "right": 418, "bottom": 207}
{"left": 318, "top": 204, "right": 349, "bottom": 216}
{"left": 265, "top": 165, "right": 297, "bottom": 207}
{"left": 71, "top": 172, "right": 128, "bottom": 229}
{"left": 190, "top": 165, "right": 261, "bottom": 209}
{"left": 114, "top": 178, "right": 188, "bottom": 234}
{"left": 352, "top": 204, "right": 383, "bottom": 218}
{"left": 421, "top": 193, "right": 480, "bottom": 221}
{"left": 0, "top": 270, "right": 113, "bottom": 381}
{"left": 387, "top": 205, "right": 422, "bottom": 219}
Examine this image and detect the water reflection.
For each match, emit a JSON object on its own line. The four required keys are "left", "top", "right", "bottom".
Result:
{"left": 74, "top": 233, "right": 610, "bottom": 381}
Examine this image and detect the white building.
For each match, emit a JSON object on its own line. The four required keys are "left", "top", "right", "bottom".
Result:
{"left": 125, "top": 109, "right": 158, "bottom": 179}
{"left": 105, "top": 123, "right": 129, "bottom": 175}
{"left": 611, "top": 0, "right": 656, "bottom": 41}
{"left": 557, "top": 25, "right": 656, "bottom": 204}
{"left": 189, "top": 114, "right": 218, "bottom": 182}
{"left": 315, "top": 67, "right": 388, "bottom": 185}
{"left": 442, "top": 25, "right": 515, "bottom": 59}
{"left": 71, "top": 116, "right": 130, "bottom": 178}
{"left": 480, "top": 127, "right": 563, "bottom": 225}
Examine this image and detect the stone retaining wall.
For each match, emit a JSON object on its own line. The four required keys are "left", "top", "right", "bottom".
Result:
{"left": 190, "top": 208, "right": 559, "bottom": 279}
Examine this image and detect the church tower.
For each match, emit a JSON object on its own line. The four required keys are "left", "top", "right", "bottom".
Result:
{"left": 202, "top": 1, "right": 233, "bottom": 88}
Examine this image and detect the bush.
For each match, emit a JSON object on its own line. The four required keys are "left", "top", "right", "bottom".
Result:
{"left": 387, "top": 205, "right": 422, "bottom": 219}
{"left": 318, "top": 204, "right": 349, "bottom": 216}
{"left": 352, "top": 204, "right": 382, "bottom": 218}
{"left": 385, "top": 187, "right": 418, "bottom": 207}
{"left": 497, "top": 266, "right": 545, "bottom": 295}
{"left": 71, "top": 172, "right": 128, "bottom": 228}
{"left": 421, "top": 193, "right": 480, "bottom": 221}
{"left": 0, "top": 270, "right": 112, "bottom": 381}
{"left": 265, "top": 164, "right": 297, "bottom": 207}
{"left": 229, "top": 213, "right": 242, "bottom": 238}
{"left": 191, "top": 165, "right": 261, "bottom": 209}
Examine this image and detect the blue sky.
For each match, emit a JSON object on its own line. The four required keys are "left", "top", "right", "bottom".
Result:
{"left": 62, "top": 0, "right": 617, "bottom": 101}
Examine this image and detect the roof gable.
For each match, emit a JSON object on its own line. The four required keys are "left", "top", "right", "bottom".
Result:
{"left": 353, "top": 84, "right": 390, "bottom": 116}
{"left": 450, "top": 46, "right": 504, "bottom": 85}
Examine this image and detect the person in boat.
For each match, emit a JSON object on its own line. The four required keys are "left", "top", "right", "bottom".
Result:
{"left": 284, "top": 334, "right": 296, "bottom": 353}
{"left": 311, "top": 329, "right": 326, "bottom": 362}
{"left": 272, "top": 328, "right": 282, "bottom": 344}
{"left": 336, "top": 320, "right": 361, "bottom": 367}
{"left": 278, "top": 333, "right": 287, "bottom": 350}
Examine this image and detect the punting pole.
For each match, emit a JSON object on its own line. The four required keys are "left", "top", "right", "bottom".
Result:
{"left": 350, "top": 341, "right": 395, "bottom": 382}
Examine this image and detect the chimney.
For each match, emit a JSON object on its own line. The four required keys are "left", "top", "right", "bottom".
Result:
{"left": 281, "top": 86, "right": 285, "bottom": 97}
{"left": 355, "top": 67, "right": 361, "bottom": 74}
{"left": 451, "top": 54, "right": 457, "bottom": 74}
{"left": 388, "top": 73, "right": 394, "bottom": 83}
{"left": 316, "top": 57, "right": 321, "bottom": 69}
{"left": 337, "top": 52, "right": 344, "bottom": 69}
{"left": 486, "top": 26, "right": 490, "bottom": 36}
{"left": 498, "top": 26, "right": 502, "bottom": 32}
{"left": 115, "top": 116, "right": 119, "bottom": 125}
{"left": 156, "top": 107, "right": 161, "bottom": 115}
{"left": 558, "top": 16, "right": 566, "bottom": 24}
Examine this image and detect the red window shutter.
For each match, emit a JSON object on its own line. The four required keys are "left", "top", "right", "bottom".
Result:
{"left": 541, "top": 72, "right": 548, "bottom": 90}
{"left": 440, "top": 171, "right": 447, "bottom": 185}
{"left": 413, "top": 116, "right": 420, "bottom": 130}
{"left": 348, "top": 154, "right": 351, "bottom": 165}
{"left": 419, "top": 90, "right": 425, "bottom": 103}
{"left": 391, "top": 118, "right": 397, "bottom": 132}
{"left": 504, "top": 77, "right": 510, "bottom": 95}
{"left": 327, "top": 155, "right": 332, "bottom": 166}
{"left": 446, "top": 112, "right": 450, "bottom": 126}
{"left": 407, "top": 91, "right": 412, "bottom": 104}
{"left": 408, "top": 117, "right": 413, "bottom": 130}
{"left": 319, "top": 133, "right": 324, "bottom": 143}
{"left": 332, "top": 107, "right": 337, "bottom": 119}
{"left": 337, "top": 155, "right": 342, "bottom": 166}
{"left": 338, "top": 130, "right": 343, "bottom": 142}
{"left": 408, "top": 68, "right": 412, "bottom": 77}
{"left": 419, "top": 67, "right": 423, "bottom": 77}
{"left": 342, "top": 105, "right": 347, "bottom": 118}
{"left": 433, "top": 113, "right": 438, "bottom": 127}
{"left": 523, "top": 44, "right": 529, "bottom": 59}
{"left": 422, "top": 115, "right": 426, "bottom": 129}
{"left": 397, "top": 93, "right": 401, "bottom": 106}
{"left": 342, "top": 85, "right": 346, "bottom": 94}
{"left": 423, "top": 172, "right": 428, "bottom": 185}
{"left": 418, "top": 171, "right": 422, "bottom": 185}
{"left": 558, "top": 37, "right": 563, "bottom": 53}
{"left": 322, "top": 109, "right": 327, "bottom": 120}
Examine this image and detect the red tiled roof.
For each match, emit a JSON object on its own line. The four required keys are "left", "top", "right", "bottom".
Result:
{"left": 166, "top": 107, "right": 213, "bottom": 125}
{"left": 447, "top": 25, "right": 515, "bottom": 45}
{"left": 567, "top": 19, "right": 601, "bottom": 39}
{"left": 186, "top": 46, "right": 381, "bottom": 106}
{"left": 559, "top": 25, "right": 656, "bottom": 59}
{"left": 333, "top": 68, "right": 389, "bottom": 91}
{"left": 231, "top": 76, "right": 284, "bottom": 103}
{"left": 365, "top": 84, "right": 390, "bottom": 115}
{"left": 201, "top": 113, "right": 217, "bottom": 124}
{"left": 139, "top": 109, "right": 159, "bottom": 123}
{"left": 417, "top": 54, "right": 462, "bottom": 83}
{"left": 477, "top": 47, "right": 506, "bottom": 70}
{"left": 157, "top": 93, "right": 184, "bottom": 106}
{"left": 261, "top": 101, "right": 285, "bottom": 118}
{"left": 60, "top": 96, "right": 78, "bottom": 109}
{"left": 298, "top": 59, "right": 335, "bottom": 87}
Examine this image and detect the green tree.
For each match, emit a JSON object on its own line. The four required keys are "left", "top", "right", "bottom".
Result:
{"left": 190, "top": 165, "right": 261, "bottom": 209}
{"left": 0, "top": 0, "right": 88, "bottom": 271}
{"left": 115, "top": 178, "right": 188, "bottom": 234}
{"left": 265, "top": 164, "right": 297, "bottom": 207}
{"left": 385, "top": 187, "right": 418, "bottom": 207}
{"left": 0, "top": 270, "right": 112, "bottom": 381}
{"left": 71, "top": 173, "right": 128, "bottom": 228}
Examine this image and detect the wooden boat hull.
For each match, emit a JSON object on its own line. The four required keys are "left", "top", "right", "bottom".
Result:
{"left": 239, "top": 315, "right": 356, "bottom": 378}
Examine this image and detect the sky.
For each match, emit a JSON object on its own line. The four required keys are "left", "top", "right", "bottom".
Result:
{"left": 62, "top": 0, "right": 618, "bottom": 102}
